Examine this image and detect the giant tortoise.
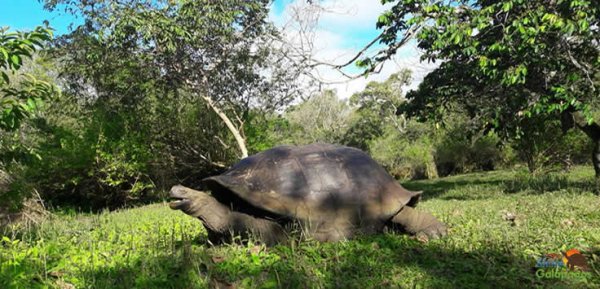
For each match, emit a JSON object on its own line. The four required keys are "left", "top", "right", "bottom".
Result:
{"left": 169, "top": 143, "right": 447, "bottom": 244}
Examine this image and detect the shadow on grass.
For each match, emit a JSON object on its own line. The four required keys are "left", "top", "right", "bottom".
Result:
{"left": 502, "top": 174, "right": 595, "bottom": 195}
{"left": 81, "top": 234, "right": 598, "bottom": 289}
{"left": 402, "top": 171, "right": 596, "bottom": 201}
{"left": 402, "top": 179, "right": 505, "bottom": 200}
{"left": 322, "top": 235, "right": 534, "bottom": 289}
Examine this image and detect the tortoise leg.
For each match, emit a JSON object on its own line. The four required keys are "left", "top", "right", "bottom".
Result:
{"left": 389, "top": 206, "right": 447, "bottom": 239}
{"left": 169, "top": 185, "right": 287, "bottom": 245}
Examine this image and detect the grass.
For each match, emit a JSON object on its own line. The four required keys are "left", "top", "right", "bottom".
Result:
{"left": 1, "top": 166, "right": 600, "bottom": 288}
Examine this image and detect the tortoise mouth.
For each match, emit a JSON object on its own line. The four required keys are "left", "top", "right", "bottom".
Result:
{"left": 169, "top": 196, "right": 189, "bottom": 209}
{"left": 168, "top": 188, "right": 190, "bottom": 210}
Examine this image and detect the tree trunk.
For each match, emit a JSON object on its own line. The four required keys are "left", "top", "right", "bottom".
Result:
{"left": 571, "top": 111, "right": 600, "bottom": 192}
{"left": 201, "top": 96, "right": 249, "bottom": 159}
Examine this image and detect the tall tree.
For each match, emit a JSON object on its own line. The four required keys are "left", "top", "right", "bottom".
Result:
{"left": 44, "top": 0, "right": 304, "bottom": 158}
{"left": 369, "top": 1, "right": 600, "bottom": 180}
{"left": 286, "top": 89, "right": 352, "bottom": 144}
{"left": 350, "top": 69, "right": 412, "bottom": 133}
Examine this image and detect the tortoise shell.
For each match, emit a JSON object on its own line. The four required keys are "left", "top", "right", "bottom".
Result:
{"left": 204, "top": 144, "right": 420, "bottom": 232}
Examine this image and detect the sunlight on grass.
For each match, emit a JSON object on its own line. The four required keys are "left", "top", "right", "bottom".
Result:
{"left": 1, "top": 167, "right": 600, "bottom": 288}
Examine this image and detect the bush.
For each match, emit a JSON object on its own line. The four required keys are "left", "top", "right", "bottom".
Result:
{"left": 435, "top": 131, "right": 506, "bottom": 176}
{"left": 245, "top": 113, "right": 292, "bottom": 154}
{"left": 368, "top": 124, "right": 438, "bottom": 180}
{"left": 511, "top": 115, "right": 592, "bottom": 174}
{"left": 19, "top": 105, "right": 154, "bottom": 209}
{"left": 147, "top": 98, "right": 237, "bottom": 186}
{"left": 2, "top": 92, "right": 238, "bottom": 210}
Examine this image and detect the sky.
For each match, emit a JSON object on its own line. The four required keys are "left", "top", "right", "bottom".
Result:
{"left": 0, "top": 0, "right": 436, "bottom": 98}
{"left": 0, "top": 0, "right": 77, "bottom": 34}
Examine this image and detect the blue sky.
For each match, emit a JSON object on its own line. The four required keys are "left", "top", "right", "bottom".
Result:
{"left": 268, "top": 0, "right": 433, "bottom": 97}
{"left": 0, "top": 0, "right": 78, "bottom": 34}
{"left": 0, "top": 0, "right": 434, "bottom": 97}
{"left": 0, "top": 0, "right": 379, "bottom": 43}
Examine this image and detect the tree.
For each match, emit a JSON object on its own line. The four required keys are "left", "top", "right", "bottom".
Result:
{"left": 1, "top": 26, "right": 57, "bottom": 167}
{"left": 341, "top": 70, "right": 412, "bottom": 151}
{"left": 0, "top": 26, "right": 56, "bottom": 132}
{"left": 350, "top": 69, "right": 412, "bottom": 133}
{"left": 44, "top": 0, "right": 305, "bottom": 159}
{"left": 370, "top": 1, "right": 600, "bottom": 179}
{"left": 0, "top": 25, "right": 58, "bottom": 209}
{"left": 285, "top": 89, "right": 352, "bottom": 144}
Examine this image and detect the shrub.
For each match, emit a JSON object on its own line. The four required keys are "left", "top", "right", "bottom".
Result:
{"left": 20, "top": 105, "right": 154, "bottom": 209}
{"left": 368, "top": 125, "right": 438, "bottom": 180}
{"left": 0, "top": 90, "right": 228, "bottom": 210}
{"left": 511, "top": 115, "right": 592, "bottom": 174}
{"left": 435, "top": 131, "right": 505, "bottom": 176}
{"left": 282, "top": 90, "right": 352, "bottom": 145}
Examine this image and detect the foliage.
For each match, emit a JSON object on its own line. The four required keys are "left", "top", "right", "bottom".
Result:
{"left": 42, "top": 108, "right": 153, "bottom": 208}
{"left": 511, "top": 114, "right": 592, "bottom": 173}
{"left": 4, "top": 0, "right": 308, "bottom": 209}
{"left": 350, "top": 70, "right": 411, "bottom": 132}
{"left": 244, "top": 112, "right": 291, "bottom": 154}
{"left": 45, "top": 0, "right": 304, "bottom": 158}
{"left": 372, "top": 0, "right": 599, "bottom": 171}
{"left": 339, "top": 71, "right": 507, "bottom": 179}
{"left": 284, "top": 90, "right": 352, "bottom": 145}
{"left": 377, "top": 0, "right": 598, "bottom": 121}
{"left": 344, "top": 70, "right": 412, "bottom": 151}
{"left": 369, "top": 123, "right": 438, "bottom": 179}
{"left": 7, "top": 87, "right": 239, "bottom": 210}
{"left": 0, "top": 26, "right": 58, "bottom": 211}
{"left": 1, "top": 167, "right": 600, "bottom": 288}
{"left": 0, "top": 26, "right": 56, "bottom": 132}
{"left": 433, "top": 112, "right": 508, "bottom": 176}
{"left": 342, "top": 109, "right": 386, "bottom": 152}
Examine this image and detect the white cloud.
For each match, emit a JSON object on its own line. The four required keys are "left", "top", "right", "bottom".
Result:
{"left": 317, "top": 0, "right": 391, "bottom": 31}
{"left": 269, "top": 0, "right": 438, "bottom": 99}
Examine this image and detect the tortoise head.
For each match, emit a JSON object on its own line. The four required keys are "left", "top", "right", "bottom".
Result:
{"left": 169, "top": 185, "right": 210, "bottom": 217}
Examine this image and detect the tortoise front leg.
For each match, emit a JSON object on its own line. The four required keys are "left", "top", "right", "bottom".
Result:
{"left": 169, "top": 185, "right": 287, "bottom": 245}
{"left": 389, "top": 206, "right": 447, "bottom": 239}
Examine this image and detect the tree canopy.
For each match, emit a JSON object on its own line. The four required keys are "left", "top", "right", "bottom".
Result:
{"left": 45, "top": 0, "right": 304, "bottom": 158}
{"left": 371, "top": 0, "right": 600, "bottom": 176}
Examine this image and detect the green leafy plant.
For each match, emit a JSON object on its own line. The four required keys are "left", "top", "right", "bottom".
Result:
{"left": 372, "top": 0, "right": 600, "bottom": 179}
{"left": 0, "top": 26, "right": 56, "bottom": 131}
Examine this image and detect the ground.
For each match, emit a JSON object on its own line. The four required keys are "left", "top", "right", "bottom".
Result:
{"left": 1, "top": 167, "right": 599, "bottom": 288}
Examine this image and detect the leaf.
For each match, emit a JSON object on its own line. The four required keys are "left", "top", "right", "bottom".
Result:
{"left": 578, "top": 19, "right": 589, "bottom": 31}
{"left": 9, "top": 54, "right": 21, "bottom": 69}
{"left": 0, "top": 71, "right": 8, "bottom": 84}
{"left": 0, "top": 47, "right": 8, "bottom": 61}
{"left": 27, "top": 98, "right": 37, "bottom": 110}
{"left": 377, "top": 14, "right": 390, "bottom": 27}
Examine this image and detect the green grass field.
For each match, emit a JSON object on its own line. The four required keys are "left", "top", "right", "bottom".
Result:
{"left": 1, "top": 167, "right": 600, "bottom": 288}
